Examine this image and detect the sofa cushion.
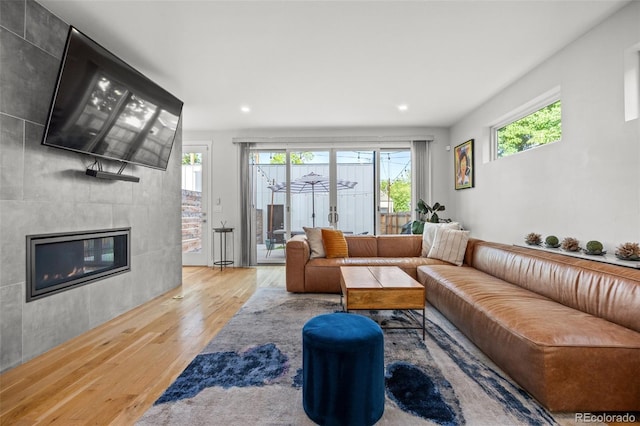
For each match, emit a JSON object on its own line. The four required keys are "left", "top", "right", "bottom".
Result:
{"left": 376, "top": 235, "right": 423, "bottom": 257}
{"left": 427, "top": 228, "right": 470, "bottom": 266}
{"left": 345, "top": 235, "right": 378, "bottom": 257}
{"left": 421, "top": 221, "right": 462, "bottom": 256}
{"left": 322, "top": 229, "right": 349, "bottom": 258}
{"left": 470, "top": 242, "right": 640, "bottom": 332}
{"left": 303, "top": 227, "right": 331, "bottom": 258}
{"left": 419, "top": 265, "right": 640, "bottom": 347}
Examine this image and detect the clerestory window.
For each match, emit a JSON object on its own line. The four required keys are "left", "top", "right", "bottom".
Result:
{"left": 493, "top": 96, "right": 562, "bottom": 159}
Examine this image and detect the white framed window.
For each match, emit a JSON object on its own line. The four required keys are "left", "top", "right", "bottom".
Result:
{"left": 491, "top": 88, "right": 562, "bottom": 159}
{"left": 624, "top": 43, "right": 640, "bottom": 122}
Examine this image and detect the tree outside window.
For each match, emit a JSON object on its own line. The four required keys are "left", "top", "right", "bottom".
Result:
{"left": 497, "top": 100, "right": 562, "bottom": 158}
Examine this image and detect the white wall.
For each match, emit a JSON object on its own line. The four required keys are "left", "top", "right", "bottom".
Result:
{"left": 450, "top": 1, "right": 640, "bottom": 250}
{"left": 184, "top": 127, "right": 451, "bottom": 264}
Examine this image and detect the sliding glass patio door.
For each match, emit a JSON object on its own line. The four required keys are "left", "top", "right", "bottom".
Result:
{"left": 335, "top": 150, "right": 375, "bottom": 235}
{"left": 247, "top": 143, "right": 418, "bottom": 265}
{"left": 288, "top": 150, "right": 332, "bottom": 232}
{"left": 333, "top": 149, "right": 411, "bottom": 235}
{"left": 251, "top": 150, "right": 287, "bottom": 263}
{"left": 378, "top": 149, "right": 412, "bottom": 234}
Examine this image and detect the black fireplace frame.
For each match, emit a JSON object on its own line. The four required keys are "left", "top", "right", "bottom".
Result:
{"left": 26, "top": 228, "right": 131, "bottom": 302}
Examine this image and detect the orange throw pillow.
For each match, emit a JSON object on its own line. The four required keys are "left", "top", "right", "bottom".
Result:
{"left": 321, "top": 229, "right": 349, "bottom": 258}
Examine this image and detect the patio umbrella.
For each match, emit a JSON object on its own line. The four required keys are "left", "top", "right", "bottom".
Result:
{"left": 268, "top": 172, "right": 358, "bottom": 227}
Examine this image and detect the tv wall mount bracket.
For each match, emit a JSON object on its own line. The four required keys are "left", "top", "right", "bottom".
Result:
{"left": 85, "top": 159, "right": 140, "bottom": 183}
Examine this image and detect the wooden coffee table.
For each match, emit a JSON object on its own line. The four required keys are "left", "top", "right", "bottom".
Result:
{"left": 339, "top": 266, "right": 425, "bottom": 339}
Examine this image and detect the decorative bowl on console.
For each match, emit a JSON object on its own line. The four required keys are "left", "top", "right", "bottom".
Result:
{"left": 583, "top": 249, "right": 607, "bottom": 256}
{"left": 615, "top": 254, "right": 640, "bottom": 261}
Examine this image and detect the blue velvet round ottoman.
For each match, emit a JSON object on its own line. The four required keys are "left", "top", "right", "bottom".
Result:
{"left": 302, "top": 312, "right": 384, "bottom": 426}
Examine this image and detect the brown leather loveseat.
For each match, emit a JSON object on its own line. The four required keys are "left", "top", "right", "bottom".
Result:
{"left": 418, "top": 239, "right": 640, "bottom": 412}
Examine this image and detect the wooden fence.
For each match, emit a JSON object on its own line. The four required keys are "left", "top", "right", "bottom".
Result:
{"left": 379, "top": 212, "right": 412, "bottom": 235}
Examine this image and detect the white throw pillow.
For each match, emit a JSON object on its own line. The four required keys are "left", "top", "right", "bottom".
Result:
{"left": 303, "top": 227, "right": 331, "bottom": 258}
{"left": 421, "top": 222, "right": 461, "bottom": 257}
{"left": 427, "top": 227, "right": 470, "bottom": 266}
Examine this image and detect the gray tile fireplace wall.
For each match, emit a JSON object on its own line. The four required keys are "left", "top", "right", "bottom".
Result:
{"left": 0, "top": 0, "right": 182, "bottom": 372}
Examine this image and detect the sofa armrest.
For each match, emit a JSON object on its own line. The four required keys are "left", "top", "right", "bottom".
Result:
{"left": 286, "top": 235, "right": 310, "bottom": 292}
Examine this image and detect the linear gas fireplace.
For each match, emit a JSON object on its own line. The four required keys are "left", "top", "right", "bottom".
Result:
{"left": 26, "top": 228, "right": 131, "bottom": 302}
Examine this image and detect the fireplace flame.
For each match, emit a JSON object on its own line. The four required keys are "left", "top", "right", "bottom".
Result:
{"left": 42, "top": 266, "right": 86, "bottom": 283}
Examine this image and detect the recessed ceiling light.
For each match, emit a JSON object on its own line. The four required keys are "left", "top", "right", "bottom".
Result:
{"left": 240, "top": 106, "right": 251, "bottom": 113}
{"left": 397, "top": 104, "right": 409, "bottom": 112}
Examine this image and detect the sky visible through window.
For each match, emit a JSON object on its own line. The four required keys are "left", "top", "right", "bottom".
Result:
{"left": 255, "top": 150, "right": 410, "bottom": 183}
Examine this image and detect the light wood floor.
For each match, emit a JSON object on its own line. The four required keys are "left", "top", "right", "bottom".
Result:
{"left": 3, "top": 267, "right": 629, "bottom": 426}
{"left": 0, "top": 266, "right": 285, "bottom": 425}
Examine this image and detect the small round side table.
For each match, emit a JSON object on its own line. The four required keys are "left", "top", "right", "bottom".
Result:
{"left": 212, "top": 227, "right": 234, "bottom": 270}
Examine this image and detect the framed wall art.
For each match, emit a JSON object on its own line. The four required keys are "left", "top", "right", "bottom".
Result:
{"left": 454, "top": 139, "right": 474, "bottom": 190}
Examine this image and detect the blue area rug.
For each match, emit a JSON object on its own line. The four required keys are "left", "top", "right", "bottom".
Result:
{"left": 386, "top": 361, "right": 459, "bottom": 425}
{"left": 139, "top": 288, "right": 560, "bottom": 425}
{"left": 155, "top": 343, "right": 289, "bottom": 404}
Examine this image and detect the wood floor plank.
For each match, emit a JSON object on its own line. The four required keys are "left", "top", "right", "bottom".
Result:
{"left": 0, "top": 266, "right": 280, "bottom": 425}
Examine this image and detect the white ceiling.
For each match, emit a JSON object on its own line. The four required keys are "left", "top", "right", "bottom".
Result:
{"left": 38, "top": 0, "right": 630, "bottom": 132}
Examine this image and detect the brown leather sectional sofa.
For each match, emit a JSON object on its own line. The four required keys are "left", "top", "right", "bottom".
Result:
{"left": 419, "top": 239, "right": 640, "bottom": 412}
{"left": 285, "top": 234, "right": 640, "bottom": 412}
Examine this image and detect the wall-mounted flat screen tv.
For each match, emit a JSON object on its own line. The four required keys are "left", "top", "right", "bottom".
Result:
{"left": 42, "top": 26, "right": 183, "bottom": 171}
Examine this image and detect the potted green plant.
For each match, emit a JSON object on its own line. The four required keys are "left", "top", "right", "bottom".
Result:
{"left": 411, "top": 200, "right": 446, "bottom": 234}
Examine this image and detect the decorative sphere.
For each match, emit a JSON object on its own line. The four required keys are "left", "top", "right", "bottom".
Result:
{"left": 545, "top": 236, "right": 559, "bottom": 246}
{"left": 586, "top": 240, "right": 603, "bottom": 253}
